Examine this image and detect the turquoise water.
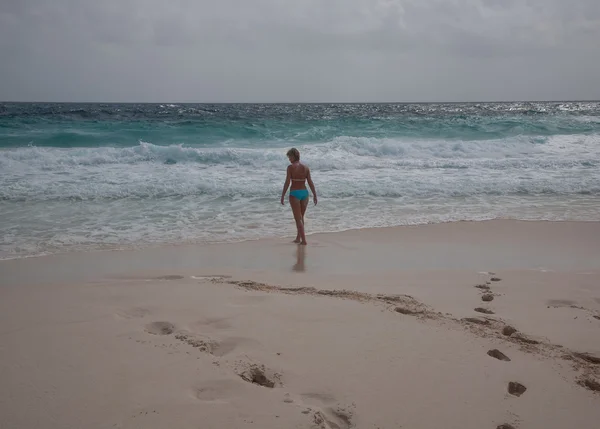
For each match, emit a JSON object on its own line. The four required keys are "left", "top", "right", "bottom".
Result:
{"left": 1, "top": 102, "right": 599, "bottom": 258}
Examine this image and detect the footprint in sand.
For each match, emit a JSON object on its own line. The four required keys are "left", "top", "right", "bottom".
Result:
{"left": 239, "top": 366, "right": 276, "bottom": 388}
{"left": 174, "top": 331, "right": 219, "bottom": 354}
{"left": 291, "top": 392, "right": 354, "bottom": 429}
{"left": 502, "top": 326, "right": 517, "bottom": 336}
{"left": 191, "top": 379, "right": 241, "bottom": 403}
{"left": 187, "top": 320, "right": 258, "bottom": 356}
{"left": 145, "top": 321, "right": 176, "bottom": 335}
{"left": 312, "top": 407, "right": 354, "bottom": 429}
{"left": 594, "top": 315, "right": 600, "bottom": 321}
{"left": 481, "top": 294, "right": 494, "bottom": 302}
{"left": 115, "top": 307, "right": 151, "bottom": 320}
{"left": 497, "top": 425, "right": 516, "bottom": 429}
{"left": 474, "top": 307, "right": 495, "bottom": 315}
{"left": 487, "top": 349, "right": 511, "bottom": 361}
{"left": 235, "top": 361, "right": 282, "bottom": 388}
{"left": 490, "top": 277, "right": 502, "bottom": 282}
{"left": 508, "top": 382, "right": 527, "bottom": 397}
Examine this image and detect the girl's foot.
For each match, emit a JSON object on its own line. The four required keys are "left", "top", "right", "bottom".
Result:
{"left": 293, "top": 237, "right": 301, "bottom": 243}
{"left": 300, "top": 241, "right": 307, "bottom": 245}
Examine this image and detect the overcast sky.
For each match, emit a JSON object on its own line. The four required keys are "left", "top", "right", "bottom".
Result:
{"left": 1, "top": 0, "right": 599, "bottom": 102}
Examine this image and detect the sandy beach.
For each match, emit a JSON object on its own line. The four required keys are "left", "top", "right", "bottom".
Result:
{"left": 1, "top": 220, "right": 599, "bottom": 429}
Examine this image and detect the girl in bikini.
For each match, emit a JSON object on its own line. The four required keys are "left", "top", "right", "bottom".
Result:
{"left": 280, "top": 148, "right": 318, "bottom": 245}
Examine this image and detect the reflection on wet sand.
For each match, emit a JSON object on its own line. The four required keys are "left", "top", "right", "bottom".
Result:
{"left": 292, "top": 245, "right": 306, "bottom": 272}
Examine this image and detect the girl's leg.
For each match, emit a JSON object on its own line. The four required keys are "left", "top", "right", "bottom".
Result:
{"left": 289, "top": 196, "right": 307, "bottom": 245}
{"left": 293, "top": 199, "right": 301, "bottom": 243}
{"left": 300, "top": 198, "right": 309, "bottom": 235}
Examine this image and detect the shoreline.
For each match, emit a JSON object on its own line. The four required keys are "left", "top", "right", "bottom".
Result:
{"left": 2, "top": 217, "right": 599, "bottom": 263}
{"left": 3, "top": 219, "right": 600, "bottom": 285}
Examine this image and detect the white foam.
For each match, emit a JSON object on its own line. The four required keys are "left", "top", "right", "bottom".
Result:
{"left": 1, "top": 134, "right": 599, "bottom": 258}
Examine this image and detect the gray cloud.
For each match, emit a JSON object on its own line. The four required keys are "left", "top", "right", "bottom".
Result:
{"left": 1, "top": 0, "right": 599, "bottom": 102}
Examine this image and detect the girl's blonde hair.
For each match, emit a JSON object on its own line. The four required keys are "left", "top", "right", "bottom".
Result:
{"left": 286, "top": 148, "right": 300, "bottom": 161}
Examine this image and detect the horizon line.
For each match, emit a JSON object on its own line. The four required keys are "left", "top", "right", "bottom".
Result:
{"left": 2, "top": 99, "right": 600, "bottom": 104}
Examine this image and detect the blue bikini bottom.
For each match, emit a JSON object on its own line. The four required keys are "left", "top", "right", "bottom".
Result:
{"left": 289, "top": 189, "right": 309, "bottom": 201}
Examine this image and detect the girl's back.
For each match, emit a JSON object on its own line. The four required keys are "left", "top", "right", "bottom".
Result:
{"left": 289, "top": 162, "right": 308, "bottom": 189}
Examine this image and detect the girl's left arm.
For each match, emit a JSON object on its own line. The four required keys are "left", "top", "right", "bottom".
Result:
{"left": 281, "top": 166, "right": 291, "bottom": 205}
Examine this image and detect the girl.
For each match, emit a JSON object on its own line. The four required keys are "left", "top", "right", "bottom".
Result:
{"left": 280, "top": 148, "right": 317, "bottom": 245}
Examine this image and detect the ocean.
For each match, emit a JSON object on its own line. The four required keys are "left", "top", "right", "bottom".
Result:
{"left": 1, "top": 102, "right": 599, "bottom": 259}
